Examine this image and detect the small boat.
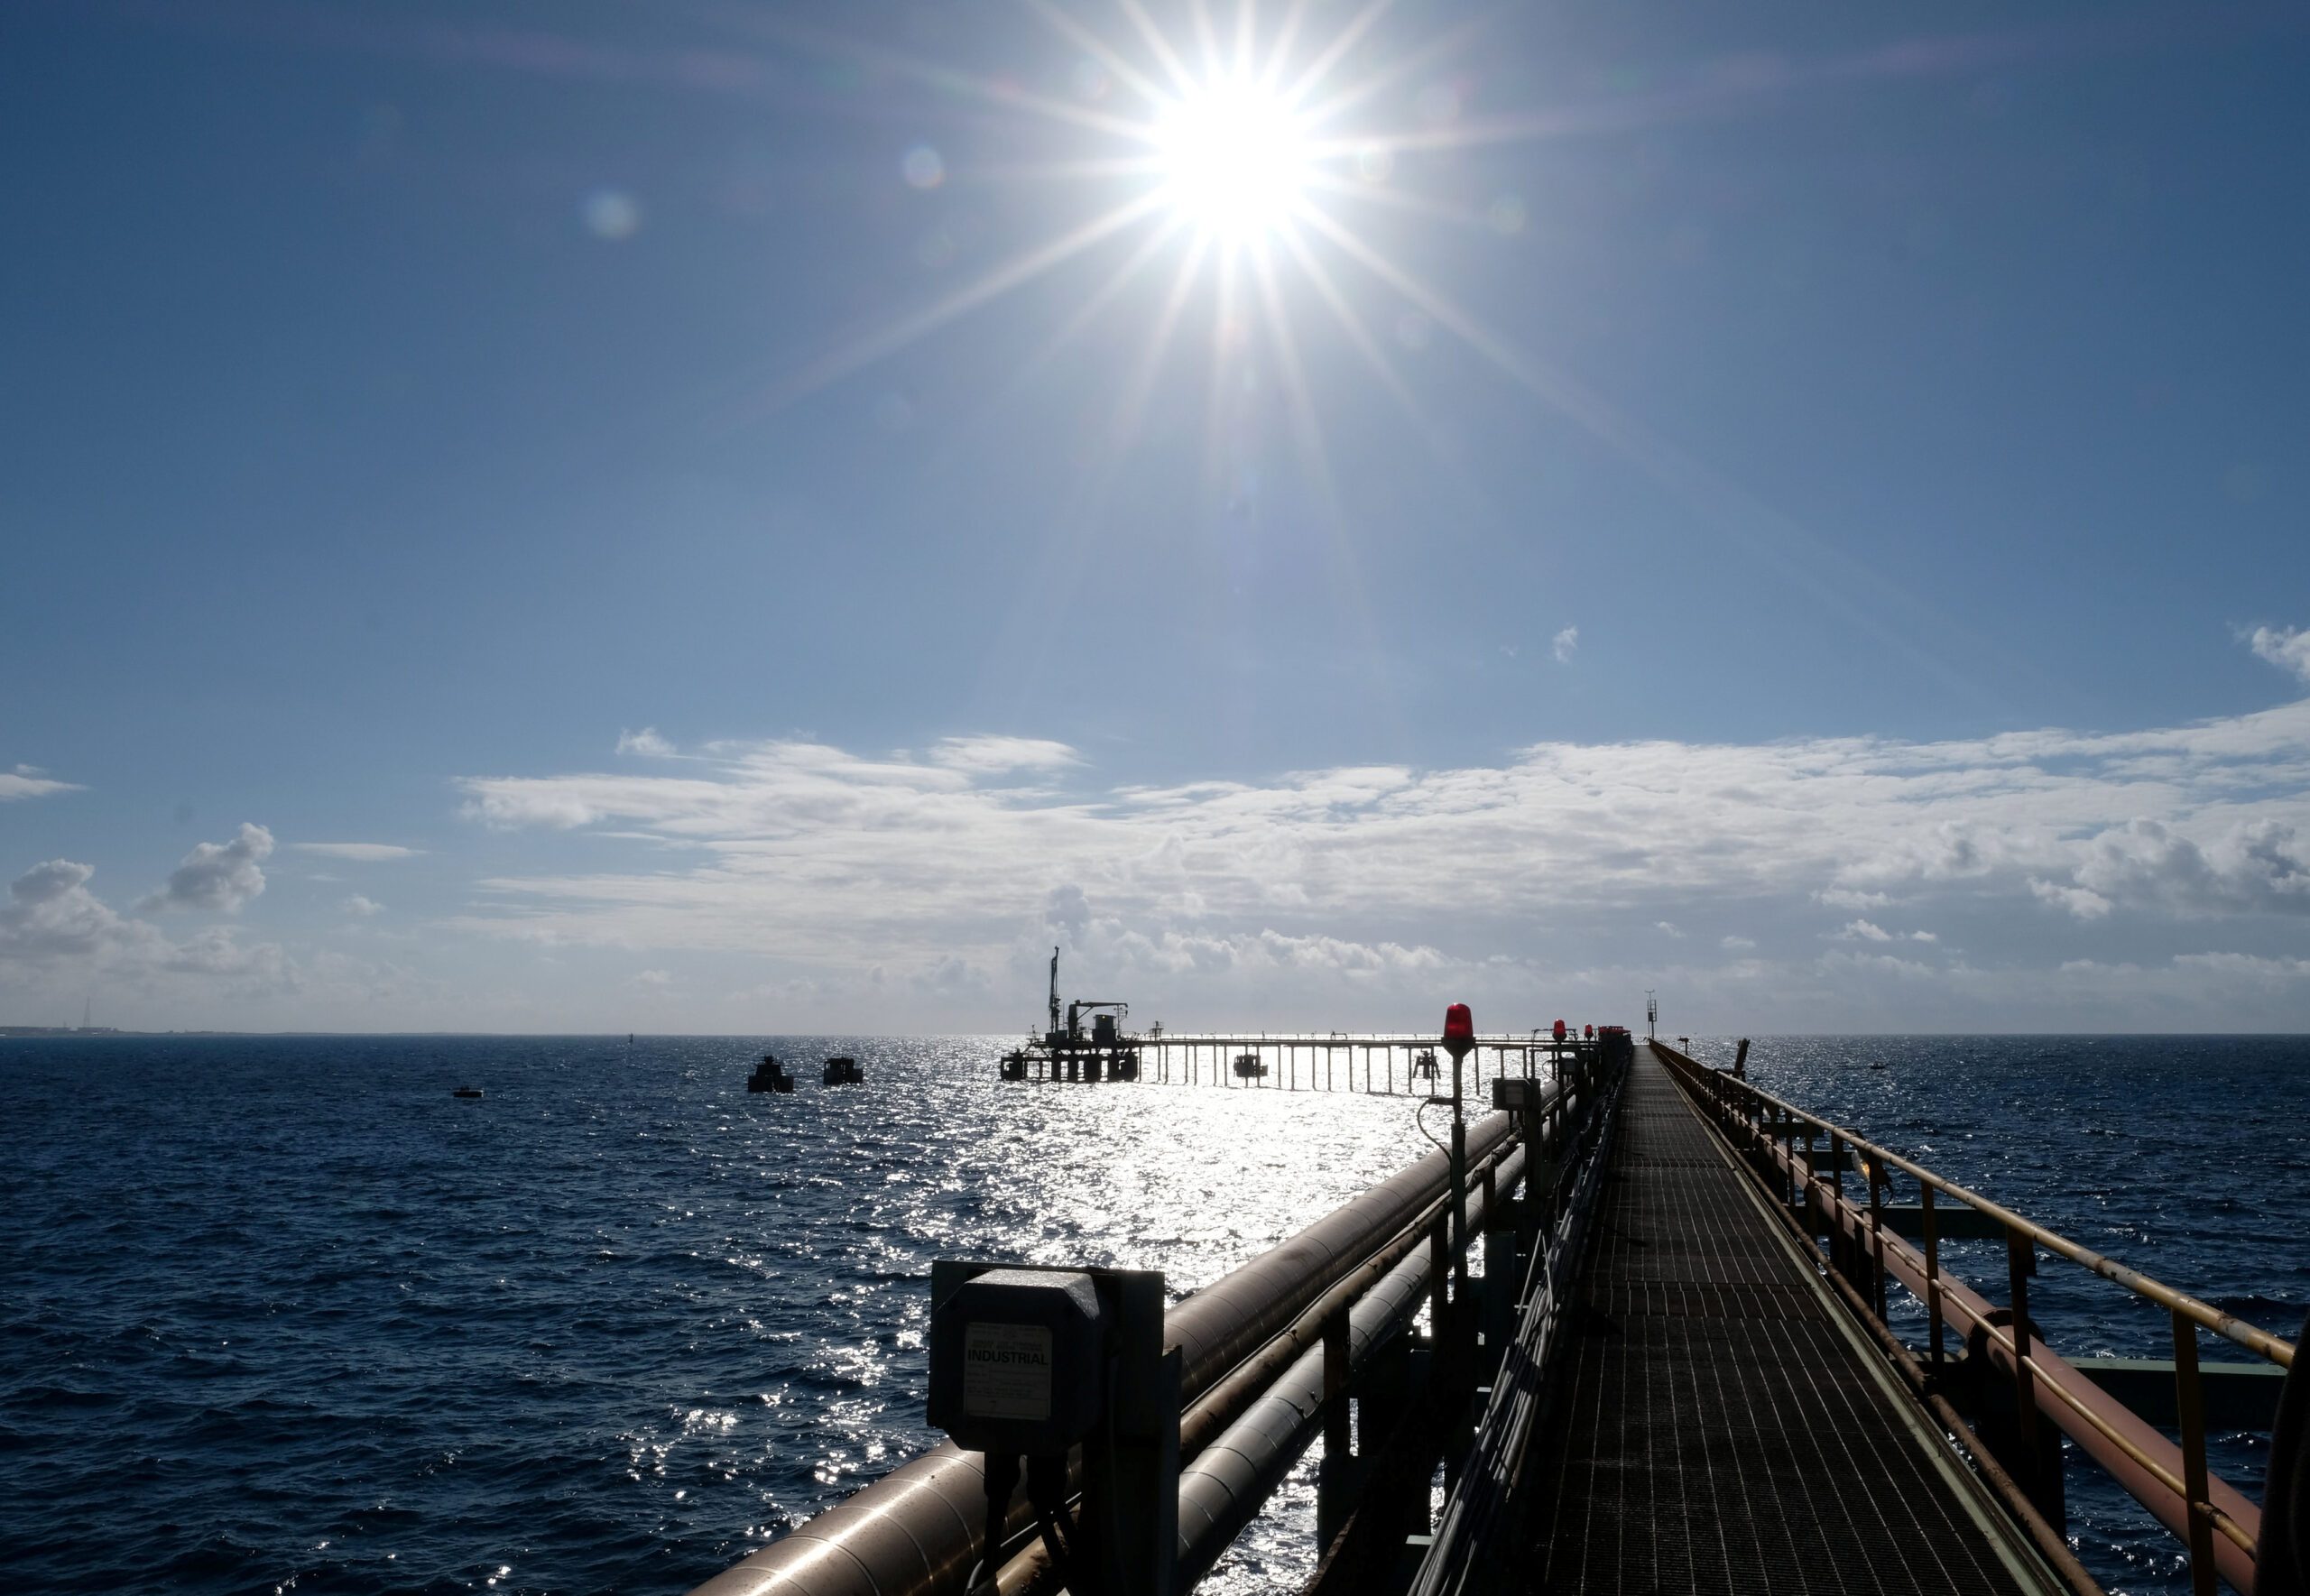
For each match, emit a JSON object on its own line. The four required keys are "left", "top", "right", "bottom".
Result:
{"left": 1232, "top": 1052, "right": 1268, "bottom": 1079}
{"left": 452, "top": 1086, "right": 484, "bottom": 1099}
{"left": 822, "top": 1056, "right": 864, "bottom": 1086}
{"left": 1411, "top": 1048, "right": 1439, "bottom": 1081}
{"left": 747, "top": 1054, "right": 795, "bottom": 1093}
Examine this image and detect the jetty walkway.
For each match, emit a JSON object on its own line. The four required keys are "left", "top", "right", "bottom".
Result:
{"left": 1503, "top": 1047, "right": 2053, "bottom": 1594}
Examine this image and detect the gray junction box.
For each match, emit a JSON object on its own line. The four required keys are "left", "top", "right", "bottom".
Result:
{"left": 927, "top": 1267, "right": 1108, "bottom": 1457}
{"left": 924, "top": 1260, "right": 1178, "bottom": 1596}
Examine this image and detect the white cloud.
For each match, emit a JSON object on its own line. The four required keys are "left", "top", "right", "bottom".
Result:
{"left": 617, "top": 727, "right": 677, "bottom": 757}
{"left": 1655, "top": 920, "right": 1684, "bottom": 937}
{"left": 3, "top": 858, "right": 281, "bottom": 983}
{"left": 1817, "top": 948, "right": 1937, "bottom": 980}
{"left": 930, "top": 735, "right": 1082, "bottom": 773}
{"left": 4, "top": 861, "right": 116, "bottom": 957}
{"left": 455, "top": 706, "right": 2310, "bottom": 955}
{"left": 1, "top": 854, "right": 436, "bottom": 1026}
{"left": 1552, "top": 625, "right": 1579, "bottom": 663}
{"left": 1813, "top": 887, "right": 1891, "bottom": 910}
{"left": 2250, "top": 626, "right": 2310, "bottom": 686}
{"left": 1721, "top": 936, "right": 1756, "bottom": 951}
{"left": 140, "top": 824, "right": 274, "bottom": 913}
{"left": 436, "top": 688, "right": 2310, "bottom": 1028}
{"left": 343, "top": 894, "right": 385, "bottom": 918}
{"left": 291, "top": 842, "right": 423, "bottom": 862}
{"left": 2030, "top": 878, "right": 2112, "bottom": 919}
{"left": 2171, "top": 951, "right": 2310, "bottom": 981}
{"left": 2048, "top": 817, "right": 2310, "bottom": 918}
{"left": 633, "top": 968, "right": 674, "bottom": 987}
{"left": 1834, "top": 918, "right": 1937, "bottom": 944}
{"left": 1046, "top": 883, "right": 1092, "bottom": 938}
{"left": 0, "top": 770, "right": 81, "bottom": 802}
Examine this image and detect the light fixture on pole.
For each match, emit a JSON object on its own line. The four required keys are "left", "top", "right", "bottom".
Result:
{"left": 1440, "top": 1002, "right": 1475, "bottom": 1343}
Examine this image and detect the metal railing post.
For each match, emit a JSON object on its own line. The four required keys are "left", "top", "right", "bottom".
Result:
{"left": 2171, "top": 1307, "right": 2217, "bottom": 1596}
{"left": 1922, "top": 1185, "right": 1945, "bottom": 1370}
{"left": 1803, "top": 1128, "right": 1821, "bottom": 1245}
{"left": 1828, "top": 1131, "right": 1849, "bottom": 1280}
{"left": 1867, "top": 1161, "right": 1889, "bottom": 1322}
{"left": 2007, "top": 1229, "right": 2047, "bottom": 1499}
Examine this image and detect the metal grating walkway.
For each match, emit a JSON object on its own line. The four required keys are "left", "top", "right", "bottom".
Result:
{"left": 1505, "top": 1048, "right": 2049, "bottom": 1595}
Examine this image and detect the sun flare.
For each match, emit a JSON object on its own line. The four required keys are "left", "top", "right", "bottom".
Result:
{"left": 757, "top": 0, "right": 1581, "bottom": 499}
{"left": 1152, "top": 78, "right": 1311, "bottom": 244}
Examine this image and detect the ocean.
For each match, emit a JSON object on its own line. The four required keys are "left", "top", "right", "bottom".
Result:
{"left": 3, "top": 1034, "right": 2304, "bottom": 1595}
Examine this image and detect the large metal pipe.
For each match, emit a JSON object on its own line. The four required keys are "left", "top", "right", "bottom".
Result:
{"left": 1175, "top": 1146, "right": 1526, "bottom": 1590}
{"left": 688, "top": 1112, "right": 1515, "bottom": 1596}
{"left": 1178, "top": 1130, "right": 1538, "bottom": 1466}
{"left": 987, "top": 1145, "right": 1530, "bottom": 1595}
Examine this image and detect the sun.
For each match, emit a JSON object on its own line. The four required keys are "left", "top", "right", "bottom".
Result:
{"left": 1152, "top": 78, "right": 1312, "bottom": 244}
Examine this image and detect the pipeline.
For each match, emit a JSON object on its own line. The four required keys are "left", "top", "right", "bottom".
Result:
{"left": 981, "top": 1131, "right": 1542, "bottom": 1594}
{"left": 1173, "top": 1141, "right": 1527, "bottom": 1590}
{"left": 688, "top": 1112, "right": 1516, "bottom": 1596}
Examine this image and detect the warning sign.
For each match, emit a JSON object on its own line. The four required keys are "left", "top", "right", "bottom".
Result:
{"left": 962, "top": 1321, "right": 1053, "bottom": 1420}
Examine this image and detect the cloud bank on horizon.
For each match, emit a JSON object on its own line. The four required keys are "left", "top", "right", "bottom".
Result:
{"left": 438, "top": 675, "right": 2310, "bottom": 1029}
{"left": 8, "top": 634, "right": 2306, "bottom": 1033}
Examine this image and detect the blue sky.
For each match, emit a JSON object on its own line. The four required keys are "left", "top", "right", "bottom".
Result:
{"left": 5, "top": 0, "right": 2308, "bottom": 1032}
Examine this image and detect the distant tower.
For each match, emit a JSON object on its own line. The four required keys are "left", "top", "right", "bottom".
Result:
{"left": 1644, "top": 990, "right": 1658, "bottom": 1040}
{"left": 81, "top": 996, "right": 91, "bottom": 1032}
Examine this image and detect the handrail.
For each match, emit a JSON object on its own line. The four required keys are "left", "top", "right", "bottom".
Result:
{"left": 1664, "top": 1048, "right": 2293, "bottom": 1370}
{"left": 1650, "top": 1040, "right": 2294, "bottom": 1596}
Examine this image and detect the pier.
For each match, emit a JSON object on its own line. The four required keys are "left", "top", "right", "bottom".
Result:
{"left": 690, "top": 1036, "right": 2307, "bottom": 1596}
{"left": 1013, "top": 1030, "right": 1595, "bottom": 1095}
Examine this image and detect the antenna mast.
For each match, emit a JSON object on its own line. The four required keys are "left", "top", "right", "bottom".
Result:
{"left": 1048, "top": 946, "right": 1061, "bottom": 1037}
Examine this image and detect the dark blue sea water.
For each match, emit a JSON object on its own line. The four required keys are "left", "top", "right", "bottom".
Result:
{"left": 2, "top": 1035, "right": 2304, "bottom": 1596}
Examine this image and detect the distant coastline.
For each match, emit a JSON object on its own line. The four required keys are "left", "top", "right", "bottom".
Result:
{"left": 2, "top": 1026, "right": 191, "bottom": 1038}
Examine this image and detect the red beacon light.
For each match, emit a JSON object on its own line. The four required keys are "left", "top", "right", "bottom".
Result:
{"left": 1442, "top": 1002, "right": 1475, "bottom": 1061}
{"left": 1585, "top": 1023, "right": 1594, "bottom": 1039}
{"left": 1552, "top": 1018, "right": 1567, "bottom": 1041}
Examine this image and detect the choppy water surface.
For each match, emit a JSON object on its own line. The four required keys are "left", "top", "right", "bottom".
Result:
{"left": 1, "top": 1036, "right": 1431, "bottom": 1595}
{"left": 3, "top": 1034, "right": 2305, "bottom": 1596}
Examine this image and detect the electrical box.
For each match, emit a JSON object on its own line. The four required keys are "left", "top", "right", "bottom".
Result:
{"left": 928, "top": 1268, "right": 1109, "bottom": 1456}
{"left": 1492, "top": 1076, "right": 1542, "bottom": 1111}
